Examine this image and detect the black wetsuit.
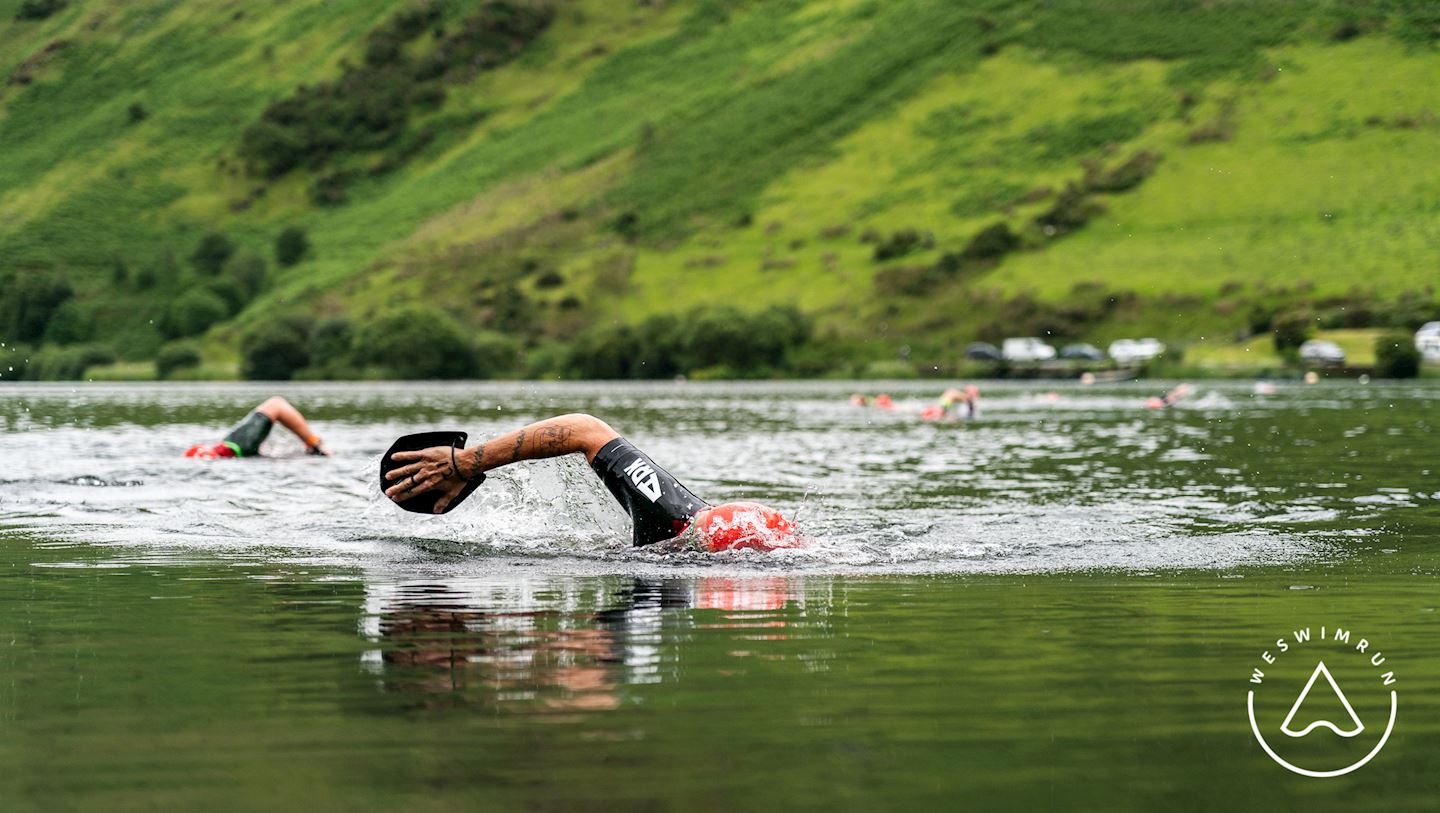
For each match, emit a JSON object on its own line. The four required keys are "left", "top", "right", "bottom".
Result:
{"left": 222, "top": 411, "right": 274, "bottom": 457}
{"left": 590, "top": 437, "right": 709, "bottom": 547}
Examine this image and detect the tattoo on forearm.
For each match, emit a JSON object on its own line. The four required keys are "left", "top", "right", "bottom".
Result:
{"left": 470, "top": 442, "right": 486, "bottom": 477}
{"left": 510, "top": 430, "right": 526, "bottom": 462}
{"left": 536, "top": 425, "right": 573, "bottom": 454}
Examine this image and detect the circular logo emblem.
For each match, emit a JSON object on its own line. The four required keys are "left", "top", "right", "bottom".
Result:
{"left": 1247, "top": 625, "right": 1397, "bottom": 778}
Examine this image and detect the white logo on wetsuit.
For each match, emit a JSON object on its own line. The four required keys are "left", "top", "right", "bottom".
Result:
{"left": 622, "top": 457, "right": 663, "bottom": 502}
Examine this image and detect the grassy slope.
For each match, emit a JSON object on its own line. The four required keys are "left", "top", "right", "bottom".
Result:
{"left": 0, "top": 0, "right": 1436, "bottom": 375}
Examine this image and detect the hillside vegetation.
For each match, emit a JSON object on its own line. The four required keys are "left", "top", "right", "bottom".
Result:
{"left": 1, "top": 0, "right": 1437, "bottom": 380}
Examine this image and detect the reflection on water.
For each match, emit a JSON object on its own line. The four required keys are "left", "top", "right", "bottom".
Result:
{"left": 360, "top": 577, "right": 820, "bottom": 716}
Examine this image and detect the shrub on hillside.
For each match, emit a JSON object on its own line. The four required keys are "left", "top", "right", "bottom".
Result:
{"left": 873, "top": 265, "right": 939, "bottom": 297}
{"left": 161, "top": 288, "right": 229, "bottom": 338}
{"left": 189, "top": 232, "right": 235, "bottom": 276}
{"left": 473, "top": 332, "right": 519, "bottom": 377}
{"left": 127, "top": 103, "right": 147, "bottom": 124}
{"left": 22, "top": 345, "right": 115, "bottom": 381}
{"left": 1034, "top": 183, "right": 1104, "bottom": 236}
{"left": 42, "top": 300, "right": 91, "bottom": 344}
{"left": 1083, "top": 150, "right": 1162, "bottom": 193}
{"left": 872, "top": 229, "right": 933, "bottom": 262}
{"left": 238, "top": 3, "right": 552, "bottom": 179}
{"left": 565, "top": 324, "right": 641, "bottom": 379}
{"left": 15, "top": 0, "right": 65, "bottom": 21}
{"left": 155, "top": 342, "right": 202, "bottom": 379}
{"left": 1374, "top": 334, "right": 1421, "bottom": 379}
{"left": 226, "top": 252, "right": 269, "bottom": 298}
{"left": 240, "top": 317, "right": 312, "bottom": 381}
{"left": 356, "top": 307, "right": 481, "bottom": 379}
{"left": 958, "top": 222, "right": 1020, "bottom": 265}
{"left": 1270, "top": 310, "right": 1313, "bottom": 353}
{"left": 205, "top": 279, "right": 247, "bottom": 316}
{"left": 274, "top": 227, "right": 310, "bottom": 267}
{"left": 0, "top": 271, "right": 73, "bottom": 343}
{"left": 308, "top": 317, "right": 355, "bottom": 364}
{"left": 310, "top": 171, "right": 357, "bottom": 206}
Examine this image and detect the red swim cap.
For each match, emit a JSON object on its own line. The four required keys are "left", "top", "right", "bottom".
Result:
{"left": 688, "top": 501, "right": 797, "bottom": 552}
{"left": 184, "top": 442, "right": 237, "bottom": 459}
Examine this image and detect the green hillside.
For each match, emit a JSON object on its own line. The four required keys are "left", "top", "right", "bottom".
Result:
{"left": 1, "top": 0, "right": 1438, "bottom": 380}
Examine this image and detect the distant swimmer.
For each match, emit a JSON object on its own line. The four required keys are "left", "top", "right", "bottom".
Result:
{"left": 849, "top": 393, "right": 869, "bottom": 407}
{"left": 184, "top": 396, "right": 331, "bottom": 458}
{"left": 1145, "top": 383, "right": 1192, "bottom": 410}
{"left": 380, "top": 413, "right": 797, "bottom": 553}
{"left": 921, "top": 385, "right": 980, "bottom": 421}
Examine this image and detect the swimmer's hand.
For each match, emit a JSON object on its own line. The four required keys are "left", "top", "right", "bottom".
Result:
{"left": 384, "top": 445, "right": 481, "bottom": 514}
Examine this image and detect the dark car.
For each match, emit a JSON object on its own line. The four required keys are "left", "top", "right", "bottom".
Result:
{"left": 965, "top": 342, "right": 1002, "bottom": 361}
{"left": 1060, "top": 343, "right": 1105, "bottom": 361}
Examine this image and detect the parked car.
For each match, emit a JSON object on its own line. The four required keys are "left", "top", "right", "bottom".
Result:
{"left": 1060, "top": 343, "right": 1105, "bottom": 361}
{"left": 1002, "top": 337, "right": 1057, "bottom": 363}
{"left": 1299, "top": 339, "right": 1345, "bottom": 366}
{"left": 1108, "top": 338, "right": 1165, "bottom": 364}
{"left": 965, "top": 342, "right": 1002, "bottom": 362}
{"left": 1416, "top": 322, "right": 1440, "bottom": 362}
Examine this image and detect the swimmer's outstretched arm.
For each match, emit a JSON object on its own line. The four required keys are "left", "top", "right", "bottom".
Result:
{"left": 383, "top": 413, "right": 620, "bottom": 513}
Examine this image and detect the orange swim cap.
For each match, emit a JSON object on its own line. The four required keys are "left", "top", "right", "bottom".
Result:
{"left": 184, "top": 442, "right": 237, "bottom": 459}
{"left": 688, "top": 501, "right": 797, "bottom": 553}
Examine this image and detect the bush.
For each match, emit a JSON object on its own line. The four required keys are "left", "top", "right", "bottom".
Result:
{"left": 565, "top": 323, "right": 641, "bottom": 379}
{"left": 155, "top": 342, "right": 202, "bottom": 379}
{"left": 42, "top": 299, "right": 90, "bottom": 344}
{"left": 1271, "top": 310, "right": 1313, "bottom": 353}
{"left": 22, "top": 345, "right": 115, "bottom": 380}
{"left": 310, "top": 171, "right": 357, "bottom": 206}
{"left": 161, "top": 289, "right": 229, "bottom": 338}
{"left": 238, "top": 3, "right": 552, "bottom": 178}
{"left": 189, "top": 232, "right": 235, "bottom": 276}
{"left": 0, "top": 271, "right": 73, "bottom": 342}
{"left": 675, "top": 305, "right": 810, "bottom": 375}
{"left": 1083, "top": 150, "right": 1161, "bottom": 193}
{"left": 127, "top": 103, "right": 147, "bottom": 124}
{"left": 15, "top": 0, "right": 66, "bottom": 21}
{"left": 355, "top": 306, "right": 481, "bottom": 379}
{"left": 309, "top": 316, "right": 355, "bottom": 362}
{"left": 873, "top": 229, "right": 933, "bottom": 262}
{"left": 241, "top": 317, "right": 312, "bottom": 381}
{"left": 473, "top": 331, "right": 519, "bottom": 377}
{"left": 1034, "top": 183, "right": 1104, "bottom": 236}
{"left": 274, "top": 227, "right": 310, "bottom": 267}
{"left": 226, "top": 252, "right": 268, "bottom": 298}
{"left": 1374, "top": 334, "right": 1421, "bottom": 379}
{"left": 204, "top": 279, "right": 246, "bottom": 316}
{"left": 958, "top": 222, "right": 1020, "bottom": 264}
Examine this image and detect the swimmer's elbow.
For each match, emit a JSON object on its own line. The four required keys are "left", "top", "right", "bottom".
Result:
{"left": 557, "top": 413, "right": 620, "bottom": 458}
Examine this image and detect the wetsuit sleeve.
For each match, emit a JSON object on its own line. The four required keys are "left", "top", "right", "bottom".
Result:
{"left": 590, "top": 437, "right": 708, "bottom": 547}
{"left": 221, "top": 411, "right": 274, "bottom": 457}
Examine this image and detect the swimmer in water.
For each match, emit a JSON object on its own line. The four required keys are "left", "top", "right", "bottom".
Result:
{"left": 382, "top": 413, "right": 796, "bottom": 553}
{"left": 921, "top": 385, "right": 980, "bottom": 421}
{"left": 184, "top": 396, "right": 330, "bottom": 458}
{"left": 1145, "top": 383, "right": 1192, "bottom": 410}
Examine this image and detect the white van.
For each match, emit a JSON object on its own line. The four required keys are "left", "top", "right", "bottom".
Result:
{"left": 1001, "top": 337, "right": 1057, "bottom": 362}
{"left": 1108, "top": 338, "right": 1164, "bottom": 364}
{"left": 1416, "top": 322, "right": 1440, "bottom": 362}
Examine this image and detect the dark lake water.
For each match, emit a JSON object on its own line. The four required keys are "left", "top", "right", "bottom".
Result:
{"left": 2, "top": 380, "right": 1437, "bottom": 810}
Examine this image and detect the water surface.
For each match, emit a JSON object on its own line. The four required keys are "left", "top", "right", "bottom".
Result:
{"left": 2, "top": 381, "right": 1437, "bottom": 810}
